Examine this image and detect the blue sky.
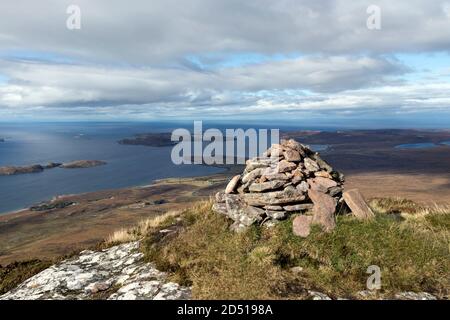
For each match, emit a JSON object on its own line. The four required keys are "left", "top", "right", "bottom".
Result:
{"left": 0, "top": 0, "right": 449, "bottom": 127}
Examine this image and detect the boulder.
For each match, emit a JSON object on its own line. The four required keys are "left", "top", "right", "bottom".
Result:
{"left": 343, "top": 189, "right": 375, "bottom": 220}
{"left": 309, "top": 189, "right": 337, "bottom": 232}
{"left": 292, "top": 215, "right": 313, "bottom": 237}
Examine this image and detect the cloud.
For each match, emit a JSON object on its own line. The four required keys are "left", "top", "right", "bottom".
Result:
{"left": 0, "top": 55, "right": 406, "bottom": 109}
{"left": 0, "top": 1, "right": 449, "bottom": 121}
{"left": 1, "top": 0, "right": 450, "bottom": 65}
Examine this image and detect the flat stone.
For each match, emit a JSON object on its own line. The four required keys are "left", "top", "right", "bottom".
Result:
{"left": 309, "top": 189, "right": 337, "bottom": 232}
{"left": 243, "top": 186, "right": 306, "bottom": 206}
{"left": 225, "top": 194, "right": 248, "bottom": 221}
{"left": 248, "top": 180, "right": 285, "bottom": 192}
{"left": 262, "top": 171, "right": 290, "bottom": 181}
{"left": 311, "top": 154, "right": 333, "bottom": 172}
{"left": 277, "top": 160, "right": 297, "bottom": 173}
{"left": 296, "top": 181, "right": 309, "bottom": 193}
{"left": 343, "top": 189, "right": 375, "bottom": 220}
{"left": 304, "top": 158, "right": 320, "bottom": 172}
{"left": 284, "top": 203, "right": 314, "bottom": 212}
{"left": 245, "top": 159, "right": 272, "bottom": 171}
{"left": 240, "top": 206, "right": 265, "bottom": 226}
{"left": 265, "top": 144, "right": 284, "bottom": 158}
{"left": 291, "top": 168, "right": 304, "bottom": 184}
{"left": 281, "top": 139, "right": 305, "bottom": 153}
{"left": 237, "top": 181, "right": 251, "bottom": 194}
{"left": 264, "top": 205, "right": 284, "bottom": 211}
{"left": 283, "top": 149, "right": 301, "bottom": 162}
{"left": 225, "top": 175, "right": 241, "bottom": 194}
{"left": 314, "top": 171, "right": 332, "bottom": 179}
{"left": 242, "top": 168, "right": 263, "bottom": 183}
{"left": 266, "top": 210, "right": 286, "bottom": 220}
{"left": 292, "top": 215, "right": 313, "bottom": 237}
{"left": 308, "top": 177, "right": 338, "bottom": 193}
{"left": 329, "top": 186, "right": 343, "bottom": 197}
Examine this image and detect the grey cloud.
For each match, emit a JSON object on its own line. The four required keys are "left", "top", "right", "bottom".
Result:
{"left": 0, "top": 55, "right": 406, "bottom": 109}
{"left": 1, "top": 0, "right": 450, "bottom": 65}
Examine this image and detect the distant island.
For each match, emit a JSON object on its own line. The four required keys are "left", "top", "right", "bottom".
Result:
{"left": 0, "top": 160, "right": 107, "bottom": 176}
{"left": 0, "top": 138, "right": 4, "bottom": 142}
{"left": 119, "top": 132, "right": 237, "bottom": 147}
{"left": 118, "top": 133, "right": 175, "bottom": 147}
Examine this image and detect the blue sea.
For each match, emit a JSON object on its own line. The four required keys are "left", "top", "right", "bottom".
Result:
{"left": 0, "top": 122, "right": 227, "bottom": 214}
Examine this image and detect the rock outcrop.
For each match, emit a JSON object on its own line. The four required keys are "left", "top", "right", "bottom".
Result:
{"left": 0, "top": 242, "right": 190, "bottom": 300}
{"left": 213, "top": 139, "right": 345, "bottom": 233}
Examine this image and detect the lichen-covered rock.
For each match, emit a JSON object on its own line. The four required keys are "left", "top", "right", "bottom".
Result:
{"left": 0, "top": 242, "right": 191, "bottom": 300}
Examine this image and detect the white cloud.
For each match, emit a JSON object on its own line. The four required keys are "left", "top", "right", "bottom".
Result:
{"left": 0, "top": 1, "right": 449, "bottom": 120}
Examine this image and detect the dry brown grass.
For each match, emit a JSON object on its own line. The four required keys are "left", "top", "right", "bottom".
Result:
{"left": 105, "top": 210, "right": 182, "bottom": 245}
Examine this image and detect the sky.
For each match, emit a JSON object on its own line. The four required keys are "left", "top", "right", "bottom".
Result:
{"left": 0, "top": 0, "right": 449, "bottom": 127}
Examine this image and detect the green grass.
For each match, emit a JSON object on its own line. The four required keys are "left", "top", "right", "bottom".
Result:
{"left": 142, "top": 200, "right": 450, "bottom": 299}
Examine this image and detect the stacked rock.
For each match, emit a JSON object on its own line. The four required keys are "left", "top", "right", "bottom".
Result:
{"left": 213, "top": 139, "right": 345, "bottom": 234}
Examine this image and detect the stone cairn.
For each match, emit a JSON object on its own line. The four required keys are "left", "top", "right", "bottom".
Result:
{"left": 213, "top": 139, "right": 373, "bottom": 236}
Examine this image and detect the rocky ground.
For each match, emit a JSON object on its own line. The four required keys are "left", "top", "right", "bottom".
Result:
{"left": 0, "top": 242, "right": 191, "bottom": 300}
{"left": 0, "top": 239, "right": 439, "bottom": 300}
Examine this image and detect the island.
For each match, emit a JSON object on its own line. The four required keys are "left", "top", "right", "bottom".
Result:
{"left": 60, "top": 160, "right": 107, "bottom": 169}
{"left": 118, "top": 133, "right": 175, "bottom": 147}
{"left": 0, "top": 165, "right": 44, "bottom": 176}
{"left": 119, "top": 132, "right": 236, "bottom": 147}
{"left": 0, "top": 138, "right": 4, "bottom": 142}
{"left": 0, "top": 160, "right": 107, "bottom": 176}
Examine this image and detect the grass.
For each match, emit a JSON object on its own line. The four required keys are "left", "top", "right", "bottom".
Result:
{"left": 105, "top": 210, "right": 182, "bottom": 245}
{"left": 141, "top": 199, "right": 449, "bottom": 299}
{"left": 0, "top": 260, "right": 52, "bottom": 295}
{"left": 2, "top": 197, "right": 448, "bottom": 299}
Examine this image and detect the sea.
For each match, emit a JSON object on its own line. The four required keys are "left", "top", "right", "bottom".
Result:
{"left": 0, "top": 121, "right": 338, "bottom": 214}
{"left": 0, "top": 122, "right": 228, "bottom": 214}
